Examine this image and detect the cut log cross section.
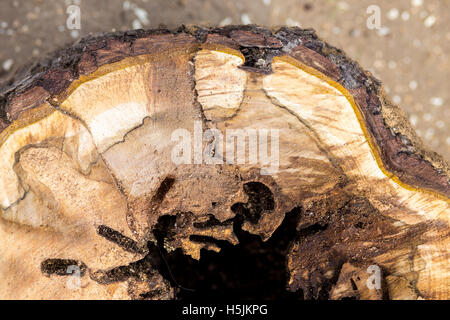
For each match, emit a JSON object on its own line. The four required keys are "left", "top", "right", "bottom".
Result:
{"left": 0, "top": 26, "right": 448, "bottom": 300}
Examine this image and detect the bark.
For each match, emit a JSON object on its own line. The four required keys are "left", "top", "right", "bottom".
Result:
{"left": 0, "top": 25, "right": 448, "bottom": 300}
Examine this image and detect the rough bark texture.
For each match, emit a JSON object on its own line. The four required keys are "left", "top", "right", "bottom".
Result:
{"left": 0, "top": 25, "right": 448, "bottom": 300}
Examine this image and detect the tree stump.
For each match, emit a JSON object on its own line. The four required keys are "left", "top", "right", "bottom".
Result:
{"left": 0, "top": 26, "right": 448, "bottom": 300}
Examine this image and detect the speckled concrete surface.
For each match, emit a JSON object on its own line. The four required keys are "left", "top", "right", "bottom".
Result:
{"left": 0, "top": 0, "right": 448, "bottom": 160}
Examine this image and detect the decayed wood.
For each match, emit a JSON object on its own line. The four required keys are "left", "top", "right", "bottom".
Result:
{"left": 0, "top": 26, "right": 448, "bottom": 300}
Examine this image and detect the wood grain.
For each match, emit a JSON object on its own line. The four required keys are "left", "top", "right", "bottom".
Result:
{"left": 0, "top": 26, "right": 448, "bottom": 300}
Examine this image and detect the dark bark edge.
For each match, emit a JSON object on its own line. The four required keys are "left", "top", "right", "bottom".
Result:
{"left": 0, "top": 25, "right": 448, "bottom": 198}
